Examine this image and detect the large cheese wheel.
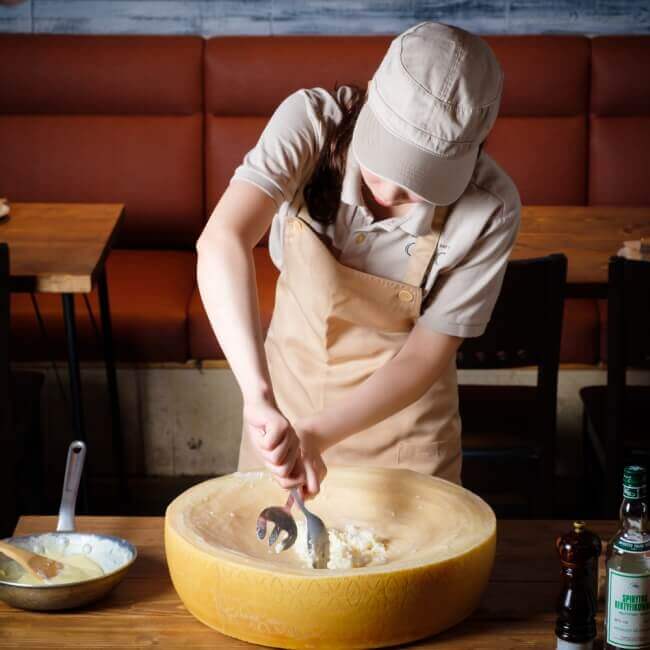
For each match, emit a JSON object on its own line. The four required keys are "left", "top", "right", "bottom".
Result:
{"left": 165, "top": 467, "right": 496, "bottom": 649}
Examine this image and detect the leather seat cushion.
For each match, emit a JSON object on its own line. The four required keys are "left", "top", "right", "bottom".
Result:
{"left": 10, "top": 250, "right": 195, "bottom": 362}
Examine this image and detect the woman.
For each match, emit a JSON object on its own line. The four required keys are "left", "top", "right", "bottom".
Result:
{"left": 196, "top": 22, "right": 521, "bottom": 498}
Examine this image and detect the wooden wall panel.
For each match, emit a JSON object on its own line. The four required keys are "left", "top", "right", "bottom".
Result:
{"left": 1, "top": 0, "right": 648, "bottom": 36}
{"left": 0, "top": 0, "right": 31, "bottom": 33}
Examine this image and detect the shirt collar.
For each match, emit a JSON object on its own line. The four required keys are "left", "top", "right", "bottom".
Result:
{"left": 341, "top": 145, "right": 436, "bottom": 237}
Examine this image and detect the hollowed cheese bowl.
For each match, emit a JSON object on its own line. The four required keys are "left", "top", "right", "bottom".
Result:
{"left": 165, "top": 466, "right": 496, "bottom": 649}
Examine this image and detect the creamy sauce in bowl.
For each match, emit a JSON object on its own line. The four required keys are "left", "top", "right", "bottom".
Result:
{"left": 0, "top": 533, "right": 135, "bottom": 587}
{"left": 0, "top": 552, "right": 104, "bottom": 586}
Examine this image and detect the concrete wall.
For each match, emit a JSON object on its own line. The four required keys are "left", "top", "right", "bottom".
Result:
{"left": 2, "top": 0, "right": 649, "bottom": 35}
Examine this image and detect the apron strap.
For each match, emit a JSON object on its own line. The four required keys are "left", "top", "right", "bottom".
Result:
{"left": 401, "top": 204, "right": 450, "bottom": 288}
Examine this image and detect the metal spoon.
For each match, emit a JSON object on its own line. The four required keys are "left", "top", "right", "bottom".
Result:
{"left": 290, "top": 489, "right": 330, "bottom": 570}
{"left": 256, "top": 490, "right": 330, "bottom": 568}
{"left": 256, "top": 494, "right": 297, "bottom": 553}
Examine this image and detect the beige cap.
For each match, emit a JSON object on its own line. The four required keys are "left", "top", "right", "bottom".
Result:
{"left": 352, "top": 22, "right": 503, "bottom": 206}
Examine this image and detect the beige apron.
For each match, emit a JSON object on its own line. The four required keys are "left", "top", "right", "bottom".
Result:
{"left": 238, "top": 202, "right": 462, "bottom": 484}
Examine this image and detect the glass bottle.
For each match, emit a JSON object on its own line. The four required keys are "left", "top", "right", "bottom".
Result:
{"left": 605, "top": 465, "right": 650, "bottom": 649}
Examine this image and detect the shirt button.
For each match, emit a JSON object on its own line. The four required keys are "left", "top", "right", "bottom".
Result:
{"left": 355, "top": 233, "right": 366, "bottom": 245}
{"left": 398, "top": 290, "right": 414, "bottom": 303}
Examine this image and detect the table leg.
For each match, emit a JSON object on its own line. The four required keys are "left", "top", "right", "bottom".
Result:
{"left": 61, "top": 293, "right": 88, "bottom": 512}
{"left": 97, "top": 269, "right": 129, "bottom": 507}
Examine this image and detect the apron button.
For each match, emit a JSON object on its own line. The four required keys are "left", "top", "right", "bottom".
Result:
{"left": 398, "top": 289, "right": 414, "bottom": 303}
{"left": 354, "top": 233, "right": 366, "bottom": 244}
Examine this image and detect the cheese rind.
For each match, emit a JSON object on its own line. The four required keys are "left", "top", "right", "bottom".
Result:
{"left": 165, "top": 467, "right": 496, "bottom": 649}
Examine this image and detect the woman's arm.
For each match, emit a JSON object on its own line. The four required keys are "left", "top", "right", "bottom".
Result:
{"left": 196, "top": 180, "right": 305, "bottom": 488}
{"left": 197, "top": 180, "right": 275, "bottom": 403}
{"left": 296, "top": 324, "right": 463, "bottom": 451}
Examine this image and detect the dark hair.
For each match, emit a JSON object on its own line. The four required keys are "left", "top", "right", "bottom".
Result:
{"left": 303, "top": 84, "right": 366, "bottom": 226}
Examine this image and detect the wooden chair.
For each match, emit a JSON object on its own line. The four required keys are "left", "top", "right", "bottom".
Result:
{"left": 0, "top": 243, "right": 45, "bottom": 537}
{"left": 458, "top": 254, "right": 567, "bottom": 518}
{"left": 581, "top": 256, "right": 650, "bottom": 518}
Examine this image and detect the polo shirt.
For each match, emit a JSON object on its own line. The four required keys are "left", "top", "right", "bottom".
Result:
{"left": 232, "top": 87, "right": 521, "bottom": 338}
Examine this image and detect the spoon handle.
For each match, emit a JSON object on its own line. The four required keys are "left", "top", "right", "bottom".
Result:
{"left": 290, "top": 488, "right": 309, "bottom": 516}
{"left": 0, "top": 540, "right": 34, "bottom": 570}
{"left": 57, "top": 441, "right": 86, "bottom": 533}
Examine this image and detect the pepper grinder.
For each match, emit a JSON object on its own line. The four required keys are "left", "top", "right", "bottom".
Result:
{"left": 555, "top": 520, "right": 602, "bottom": 650}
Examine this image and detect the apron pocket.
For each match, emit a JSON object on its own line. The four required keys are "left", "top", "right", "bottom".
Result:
{"left": 397, "top": 438, "right": 462, "bottom": 484}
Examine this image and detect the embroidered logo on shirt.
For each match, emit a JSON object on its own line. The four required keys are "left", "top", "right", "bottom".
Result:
{"left": 407, "top": 240, "right": 448, "bottom": 262}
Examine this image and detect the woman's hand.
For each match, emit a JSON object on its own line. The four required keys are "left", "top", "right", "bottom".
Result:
{"left": 294, "top": 420, "right": 328, "bottom": 500}
{"left": 243, "top": 399, "right": 305, "bottom": 490}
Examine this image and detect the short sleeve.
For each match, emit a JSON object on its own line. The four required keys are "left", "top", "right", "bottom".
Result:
{"left": 418, "top": 199, "right": 521, "bottom": 339}
{"left": 230, "top": 90, "right": 322, "bottom": 207}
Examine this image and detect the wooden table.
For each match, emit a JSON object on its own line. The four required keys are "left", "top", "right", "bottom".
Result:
{"left": 0, "top": 516, "right": 618, "bottom": 649}
{"left": 0, "top": 202, "right": 127, "bottom": 501}
{"left": 514, "top": 206, "right": 650, "bottom": 286}
{"left": 2, "top": 202, "right": 123, "bottom": 294}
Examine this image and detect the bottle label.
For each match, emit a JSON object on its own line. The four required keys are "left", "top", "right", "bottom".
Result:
{"left": 623, "top": 485, "right": 647, "bottom": 500}
{"left": 607, "top": 570, "right": 650, "bottom": 648}
{"left": 615, "top": 539, "right": 650, "bottom": 554}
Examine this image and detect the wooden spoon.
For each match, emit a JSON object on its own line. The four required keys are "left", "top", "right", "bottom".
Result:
{"left": 0, "top": 540, "right": 63, "bottom": 581}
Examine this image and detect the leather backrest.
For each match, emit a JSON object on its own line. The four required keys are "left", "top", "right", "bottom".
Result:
{"left": 0, "top": 35, "right": 204, "bottom": 248}
{"left": 590, "top": 37, "right": 650, "bottom": 205}
{"left": 484, "top": 36, "right": 590, "bottom": 205}
{"left": 204, "top": 35, "right": 391, "bottom": 244}
{"left": 4, "top": 34, "right": 649, "bottom": 253}
{"left": 206, "top": 35, "right": 592, "bottom": 219}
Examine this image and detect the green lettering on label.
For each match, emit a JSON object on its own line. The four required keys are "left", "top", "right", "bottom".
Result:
{"left": 615, "top": 597, "right": 650, "bottom": 612}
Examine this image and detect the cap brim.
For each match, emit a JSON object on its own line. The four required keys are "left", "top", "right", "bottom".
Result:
{"left": 352, "top": 103, "right": 478, "bottom": 206}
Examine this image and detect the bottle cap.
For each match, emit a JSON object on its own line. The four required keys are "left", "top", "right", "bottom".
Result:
{"left": 623, "top": 465, "right": 647, "bottom": 500}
